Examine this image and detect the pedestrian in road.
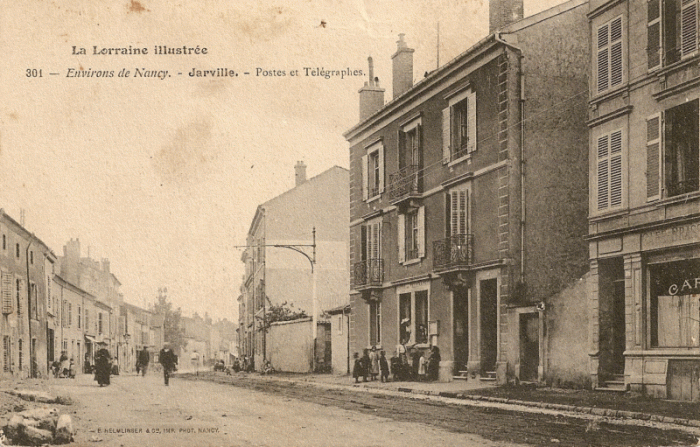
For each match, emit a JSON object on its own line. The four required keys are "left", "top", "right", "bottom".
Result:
{"left": 360, "top": 349, "right": 371, "bottom": 382}
{"left": 427, "top": 346, "right": 441, "bottom": 382}
{"left": 352, "top": 352, "right": 362, "bottom": 383}
{"left": 59, "top": 351, "right": 69, "bottom": 378}
{"left": 94, "top": 348, "right": 112, "bottom": 387}
{"left": 411, "top": 348, "right": 421, "bottom": 381}
{"left": 159, "top": 344, "right": 178, "bottom": 386}
{"left": 369, "top": 346, "right": 379, "bottom": 381}
{"left": 379, "top": 350, "right": 390, "bottom": 383}
{"left": 138, "top": 347, "right": 150, "bottom": 377}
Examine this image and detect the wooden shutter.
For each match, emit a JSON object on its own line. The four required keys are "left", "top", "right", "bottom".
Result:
{"left": 647, "top": 114, "right": 662, "bottom": 200}
{"left": 610, "top": 17, "right": 623, "bottom": 88}
{"left": 397, "top": 214, "right": 405, "bottom": 264}
{"left": 360, "top": 225, "right": 367, "bottom": 261}
{"left": 417, "top": 206, "right": 426, "bottom": 258}
{"left": 415, "top": 124, "right": 422, "bottom": 166}
{"left": 378, "top": 145, "right": 385, "bottom": 193}
{"left": 648, "top": 0, "right": 662, "bottom": 69}
{"left": 442, "top": 107, "right": 451, "bottom": 163}
{"left": 467, "top": 90, "right": 477, "bottom": 153}
{"left": 610, "top": 130, "right": 623, "bottom": 207}
{"left": 398, "top": 130, "right": 406, "bottom": 169}
{"left": 450, "top": 189, "right": 468, "bottom": 235}
{"left": 597, "top": 23, "right": 610, "bottom": 92}
{"left": 597, "top": 134, "right": 610, "bottom": 210}
{"left": 1, "top": 271, "right": 12, "bottom": 315}
{"left": 361, "top": 154, "right": 368, "bottom": 201}
{"left": 681, "top": 0, "right": 698, "bottom": 57}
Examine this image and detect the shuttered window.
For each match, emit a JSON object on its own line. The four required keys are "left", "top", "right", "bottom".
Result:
{"left": 1, "top": 271, "right": 12, "bottom": 315}
{"left": 596, "top": 130, "right": 624, "bottom": 211}
{"left": 597, "top": 16, "right": 623, "bottom": 93}
{"left": 398, "top": 206, "right": 425, "bottom": 263}
{"left": 646, "top": 115, "right": 662, "bottom": 200}
{"left": 449, "top": 189, "right": 469, "bottom": 236}
{"left": 362, "top": 143, "right": 384, "bottom": 201}
{"left": 443, "top": 88, "right": 476, "bottom": 163}
{"left": 648, "top": 0, "right": 662, "bottom": 69}
{"left": 681, "top": 0, "right": 698, "bottom": 57}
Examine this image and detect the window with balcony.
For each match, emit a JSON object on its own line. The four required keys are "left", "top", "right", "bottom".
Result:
{"left": 596, "top": 15, "right": 623, "bottom": 93}
{"left": 648, "top": 0, "right": 700, "bottom": 70}
{"left": 398, "top": 206, "right": 425, "bottom": 263}
{"left": 434, "top": 186, "right": 472, "bottom": 269}
{"left": 353, "top": 220, "right": 383, "bottom": 288}
{"left": 362, "top": 142, "right": 384, "bottom": 201}
{"left": 443, "top": 89, "right": 476, "bottom": 163}
{"left": 390, "top": 120, "right": 422, "bottom": 201}
{"left": 399, "top": 289, "right": 428, "bottom": 345}
{"left": 647, "top": 100, "right": 699, "bottom": 200}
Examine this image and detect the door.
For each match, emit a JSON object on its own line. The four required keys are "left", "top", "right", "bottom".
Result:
{"left": 453, "top": 287, "right": 469, "bottom": 373}
{"left": 480, "top": 279, "right": 498, "bottom": 374}
{"left": 519, "top": 313, "right": 539, "bottom": 382}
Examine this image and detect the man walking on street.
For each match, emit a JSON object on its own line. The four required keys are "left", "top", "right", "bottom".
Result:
{"left": 159, "top": 344, "right": 178, "bottom": 386}
{"left": 137, "top": 347, "right": 150, "bottom": 377}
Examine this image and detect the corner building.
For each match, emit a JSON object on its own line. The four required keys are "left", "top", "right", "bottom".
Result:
{"left": 588, "top": 0, "right": 700, "bottom": 400}
{"left": 346, "top": 0, "right": 590, "bottom": 384}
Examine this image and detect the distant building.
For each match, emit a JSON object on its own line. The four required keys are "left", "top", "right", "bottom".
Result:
{"left": 238, "top": 164, "right": 349, "bottom": 372}
{"left": 587, "top": 0, "right": 700, "bottom": 400}
{"left": 0, "top": 209, "right": 57, "bottom": 378}
{"left": 345, "top": 0, "right": 590, "bottom": 384}
{"left": 59, "top": 239, "right": 123, "bottom": 360}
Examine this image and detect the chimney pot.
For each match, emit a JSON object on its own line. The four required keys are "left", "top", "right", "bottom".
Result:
{"left": 392, "top": 34, "right": 414, "bottom": 99}
{"left": 358, "top": 55, "right": 385, "bottom": 121}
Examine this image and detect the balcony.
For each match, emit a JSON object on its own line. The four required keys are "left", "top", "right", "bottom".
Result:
{"left": 389, "top": 165, "right": 421, "bottom": 204}
{"left": 353, "top": 259, "right": 384, "bottom": 289}
{"left": 433, "top": 234, "right": 473, "bottom": 271}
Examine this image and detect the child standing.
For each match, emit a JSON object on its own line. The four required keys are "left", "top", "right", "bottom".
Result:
{"left": 379, "top": 350, "right": 390, "bottom": 383}
{"left": 352, "top": 353, "right": 362, "bottom": 383}
{"left": 418, "top": 351, "right": 427, "bottom": 382}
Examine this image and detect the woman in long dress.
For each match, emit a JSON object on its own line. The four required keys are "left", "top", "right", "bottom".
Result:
{"left": 94, "top": 348, "right": 112, "bottom": 386}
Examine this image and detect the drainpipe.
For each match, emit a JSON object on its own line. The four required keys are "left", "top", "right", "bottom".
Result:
{"left": 25, "top": 240, "right": 33, "bottom": 378}
{"left": 345, "top": 306, "right": 350, "bottom": 374}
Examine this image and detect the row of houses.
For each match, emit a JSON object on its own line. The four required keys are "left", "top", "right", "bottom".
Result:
{"left": 0, "top": 211, "right": 164, "bottom": 378}
{"left": 240, "top": 0, "right": 700, "bottom": 402}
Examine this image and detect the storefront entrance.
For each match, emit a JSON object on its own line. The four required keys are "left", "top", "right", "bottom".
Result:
{"left": 519, "top": 313, "right": 539, "bottom": 382}
{"left": 453, "top": 287, "right": 469, "bottom": 374}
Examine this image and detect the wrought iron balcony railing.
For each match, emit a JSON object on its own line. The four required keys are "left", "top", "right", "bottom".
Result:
{"left": 433, "top": 234, "right": 473, "bottom": 270}
{"left": 388, "top": 165, "right": 421, "bottom": 201}
{"left": 353, "top": 259, "right": 384, "bottom": 288}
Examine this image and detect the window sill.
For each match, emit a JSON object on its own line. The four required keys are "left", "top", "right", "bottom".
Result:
{"left": 402, "top": 258, "right": 421, "bottom": 266}
{"left": 366, "top": 195, "right": 381, "bottom": 204}
{"left": 448, "top": 153, "right": 472, "bottom": 168}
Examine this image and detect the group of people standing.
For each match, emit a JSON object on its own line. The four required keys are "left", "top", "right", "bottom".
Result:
{"left": 353, "top": 345, "right": 441, "bottom": 383}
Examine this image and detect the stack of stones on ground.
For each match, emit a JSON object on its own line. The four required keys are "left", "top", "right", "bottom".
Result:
{"left": 1, "top": 391, "right": 74, "bottom": 446}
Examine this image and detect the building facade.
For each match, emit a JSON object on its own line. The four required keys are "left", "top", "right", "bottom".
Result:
{"left": 0, "top": 210, "right": 56, "bottom": 379}
{"left": 238, "top": 164, "right": 349, "bottom": 371}
{"left": 346, "top": 0, "right": 590, "bottom": 384}
{"left": 587, "top": 0, "right": 700, "bottom": 400}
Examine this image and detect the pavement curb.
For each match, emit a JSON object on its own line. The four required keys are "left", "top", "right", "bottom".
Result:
{"left": 255, "top": 375, "right": 700, "bottom": 431}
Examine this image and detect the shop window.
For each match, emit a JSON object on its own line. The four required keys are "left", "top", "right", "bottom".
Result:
{"left": 649, "top": 259, "right": 700, "bottom": 348}
{"left": 398, "top": 289, "right": 429, "bottom": 345}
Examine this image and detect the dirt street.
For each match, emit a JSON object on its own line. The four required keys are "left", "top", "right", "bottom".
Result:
{"left": 181, "top": 372, "right": 700, "bottom": 447}
{"left": 43, "top": 372, "right": 525, "bottom": 447}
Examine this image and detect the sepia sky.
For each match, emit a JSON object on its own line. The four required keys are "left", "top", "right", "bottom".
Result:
{"left": 0, "top": 0, "right": 568, "bottom": 322}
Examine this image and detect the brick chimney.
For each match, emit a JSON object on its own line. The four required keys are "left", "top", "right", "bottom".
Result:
{"left": 392, "top": 34, "right": 414, "bottom": 99}
{"left": 358, "top": 56, "right": 385, "bottom": 122}
{"left": 489, "top": 0, "right": 523, "bottom": 33}
{"left": 295, "top": 161, "right": 307, "bottom": 186}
